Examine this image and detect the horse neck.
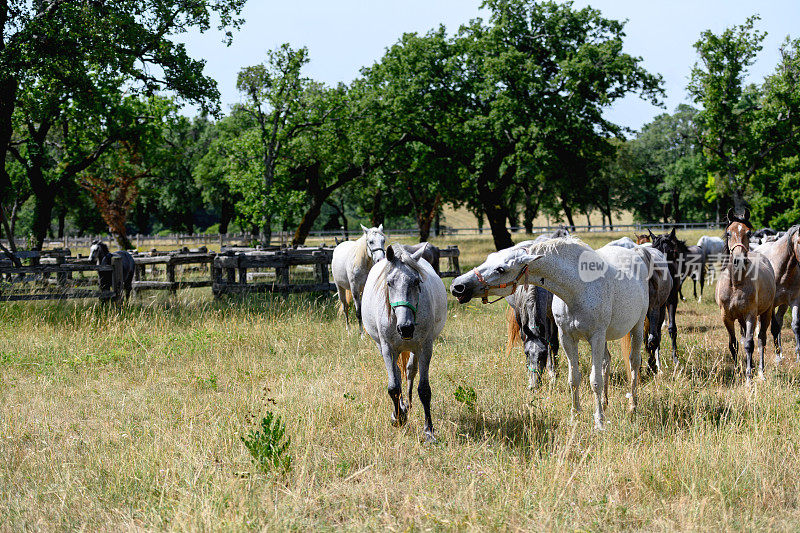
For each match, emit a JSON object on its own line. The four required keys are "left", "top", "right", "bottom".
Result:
{"left": 524, "top": 246, "right": 584, "bottom": 304}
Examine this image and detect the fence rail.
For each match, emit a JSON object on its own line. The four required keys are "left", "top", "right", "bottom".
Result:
{"left": 1, "top": 221, "right": 723, "bottom": 250}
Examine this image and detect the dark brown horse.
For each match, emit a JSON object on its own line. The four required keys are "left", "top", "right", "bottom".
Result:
{"left": 756, "top": 225, "right": 800, "bottom": 362}
{"left": 650, "top": 228, "right": 691, "bottom": 367}
{"left": 715, "top": 209, "right": 776, "bottom": 381}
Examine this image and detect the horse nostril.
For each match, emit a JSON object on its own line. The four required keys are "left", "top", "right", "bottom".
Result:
{"left": 398, "top": 324, "right": 415, "bottom": 338}
{"left": 451, "top": 284, "right": 465, "bottom": 294}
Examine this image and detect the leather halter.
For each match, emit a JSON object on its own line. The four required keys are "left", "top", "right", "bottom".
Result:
{"left": 473, "top": 265, "right": 530, "bottom": 304}
{"left": 729, "top": 242, "right": 749, "bottom": 255}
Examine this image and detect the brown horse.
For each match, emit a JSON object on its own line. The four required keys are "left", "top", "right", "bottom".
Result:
{"left": 756, "top": 225, "right": 800, "bottom": 362}
{"left": 635, "top": 233, "right": 651, "bottom": 245}
{"left": 715, "top": 208, "right": 776, "bottom": 381}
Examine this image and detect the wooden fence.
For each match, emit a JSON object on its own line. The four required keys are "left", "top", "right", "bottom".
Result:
{"left": 0, "top": 255, "right": 122, "bottom": 302}
{"left": 0, "top": 245, "right": 462, "bottom": 303}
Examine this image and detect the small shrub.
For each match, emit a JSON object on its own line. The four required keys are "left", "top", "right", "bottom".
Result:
{"left": 241, "top": 412, "right": 292, "bottom": 473}
{"left": 454, "top": 384, "right": 477, "bottom": 411}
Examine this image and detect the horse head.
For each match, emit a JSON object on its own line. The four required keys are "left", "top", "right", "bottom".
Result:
{"left": 89, "top": 240, "right": 110, "bottom": 265}
{"left": 725, "top": 208, "right": 753, "bottom": 273}
{"left": 450, "top": 244, "right": 542, "bottom": 304}
{"left": 361, "top": 224, "right": 386, "bottom": 263}
{"left": 384, "top": 244, "right": 427, "bottom": 340}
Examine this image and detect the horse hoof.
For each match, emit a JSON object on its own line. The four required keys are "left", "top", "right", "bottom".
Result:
{"left": 422, "top": 430, "right": 436, "bottom": 443}
{"left": 593, "top": 420, "right": 605, "bottom": 431}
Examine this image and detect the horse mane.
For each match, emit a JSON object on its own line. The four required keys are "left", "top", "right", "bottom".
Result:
{"left": 523, "top": 236, "right": 590, "bottom": 255}
{"left": 353, "top": 234, "right": 371, "bottom": 266}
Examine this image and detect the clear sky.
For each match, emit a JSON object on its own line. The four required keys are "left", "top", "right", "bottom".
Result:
{"left": 178, "top": 0, "right": 800, "bottom": 131}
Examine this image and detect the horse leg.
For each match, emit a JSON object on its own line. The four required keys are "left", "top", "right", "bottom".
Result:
{"left": 559, "top": 329, "right": 581, "bottom": 422}
{"left": 668, "top": 302, "right": 679, "bottom": 365}
{"left": 758, "top": 309, "right": 771, "bottom": 380}
{"left": 380, "top": 342, "right": 406, "bottom": 427}
{"left": 772, "top": 304, "right": 787, "bottom": 364}
{"left": 548, "top": 330, "right": 559, "bottom": 382}
{"left": 628, "top": 320, "right": 644, "bottom": 414}
{"left": 336, "top": 286, "right": 351, "bottom": 331}
{"left": 791, "top": 303, "right": 800, "bottom": 362}
{"left": 603, "top": 345, "right": 611, "bottom": 410}
{"left": 743, "top": 317, "right": 756, "bottom": 384}
{"left": 698, "top": 265, "right": 705, "bottom": 303}
{"left": 723, "top": 317, "right": 738, "bottom": 369}
{"left": 406, "top": 352, "right": 418, "bottom": 411}
{"left": 417, "top": 340, "right": 435, "bottom": 442}
{"left": 645, "top": 308, "right": 657, "bottom": 373}
{"left": 588, "top": 334, "right": 607, "bottom": 430}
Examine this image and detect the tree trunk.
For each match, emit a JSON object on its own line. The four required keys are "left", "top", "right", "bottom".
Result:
{"left": 114, "top": 232, "right": 134, "bottom": 250}
{"left": 10, "top": 197, "right": 20, "bottom": 238}
{"left": 31, "top": 190, "right": 56, "bottom": 250}
{"left": 484, "top": 203, "right": 514, "bottom": 250}
{"left": 434, "top": 211, "right": 441, "bottom": 237}
{"left": 293, "top": 199, "right": 324, "bottom": 245}
{"left": 672, "top": 188, "right": 680, "bottom": 223}
{"left": 584, "top": 211, "right": 591, "bottom": 228}
{"left": 560, "top": 198, "right": 576, "bottom": 232}
{"left": 57, "top": 206, "right": 67, "bottom": 239}
{"left": 371, "top": 188, "right": 385, "bottom": 227}
{"left": 219, "top": 201, "right": 234, "bottom": 235}
{"left": 523, "top": 191, "right": 539, "bottom": 234}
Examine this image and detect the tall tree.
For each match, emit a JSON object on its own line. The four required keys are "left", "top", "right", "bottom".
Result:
{"left": 1, "top": 0, "right": 245, "bottom": 249}
{"left": 689, "top": 16, "right": 800, "bottom": 211}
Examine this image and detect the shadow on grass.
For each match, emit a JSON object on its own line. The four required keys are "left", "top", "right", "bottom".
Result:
{"left": 453, "top": 408, "right": 559, "bottom": 457}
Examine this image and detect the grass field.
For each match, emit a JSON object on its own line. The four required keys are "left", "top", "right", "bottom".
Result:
{"left": 4, "top": 230, "right": 800, "bottom": 530}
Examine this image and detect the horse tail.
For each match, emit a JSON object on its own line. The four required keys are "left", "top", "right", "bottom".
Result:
{"left": 338, "top": 289, "right": 353, "bottom": 316}
{"left": 398, "top": 351, "right": 411, "bottom": 381}
{"left": 506, "top": 305, "right": 521, "bottom": 358}
{"left": 643, "top": 315, "right": 650, "bottom": 344}
{"left": 621, "top": 331, "right": 633, "bottom": 381}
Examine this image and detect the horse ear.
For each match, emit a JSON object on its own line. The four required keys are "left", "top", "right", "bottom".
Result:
{"left": 522, "top": 252, "right": 543, "bottom": 264}
{"left": 648, "top": 229, "right": 655, "bottom": 238}
{"left": 726, "top": 208, "right": 735, "bottom": 223}
{"left": 669, "top": 227, "right": 676, "bottom": 239}
{"left": 743, "top": 208, "right": 751, "bottom": 222}
{"left": 360, "top": 224, "right": 369, "bottom": 233}
{"left": 377, "top": 224, "right": 383, "bottom": 233}
{"left": 410, "top": 247, "right": 426, "bottom": 262}
{"left": 386, "top": 245, "right": 396, "bottom": 262}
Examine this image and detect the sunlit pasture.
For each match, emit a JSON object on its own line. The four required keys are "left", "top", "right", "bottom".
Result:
{"left": 3, "top": 230, "right": 800, "bottom": 530}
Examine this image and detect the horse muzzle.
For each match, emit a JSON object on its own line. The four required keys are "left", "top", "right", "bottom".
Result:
{"left": 397, "top": 323, "right": 415, "bottom": 340}
{"left": 450, "top": 279, "right": 475, "bottom": 303}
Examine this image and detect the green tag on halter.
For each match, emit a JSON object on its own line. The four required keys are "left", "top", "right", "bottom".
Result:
{"left": 390, "top": 301, "right": 417, "bottom": 314}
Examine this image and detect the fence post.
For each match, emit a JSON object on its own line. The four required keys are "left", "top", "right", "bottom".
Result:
{"left": 313, "top": 250, "right": 330, "bottom": 291}
{"left": 238, "top": 253, "right": 247, "bottom": 285}
{"left": 111, "top": 255, "right": 123, "bottom": 302}
{"left": 167, "top": 258, "right": 176, "bottom": 295}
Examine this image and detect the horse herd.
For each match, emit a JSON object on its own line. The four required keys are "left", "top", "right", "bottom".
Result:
{"left": 333, "top": 211, "right": 800, "bottom": 440}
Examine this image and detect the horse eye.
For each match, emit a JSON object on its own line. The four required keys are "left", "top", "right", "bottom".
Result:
{"left": 495, "top": 266, "right": 506, "bottom": 274}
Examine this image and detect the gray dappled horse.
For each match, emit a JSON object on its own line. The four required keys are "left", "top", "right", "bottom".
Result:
{"left": 331, "top": 225, "right": 386, "bottom": 333}
{"left": 452, "top": 237, "right": 649, "bottom": 430}
{"left": 89, "top": 241, "right": 135, "bottom": 300}
{"left": 361, "top": 244, "right": 447, "bottom": 442}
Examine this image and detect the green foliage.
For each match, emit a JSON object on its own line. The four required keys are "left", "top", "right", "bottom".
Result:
{"left": 454, "top": 384, "right": 477, "bottom": 411}
{"left": 241, "top": 412, "right": 292, "bottom": 473}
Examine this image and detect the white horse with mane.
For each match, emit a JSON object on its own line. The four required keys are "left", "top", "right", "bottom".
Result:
{"left": 332, "top": 224, "right": 386, "bottom": 332}
{"left": 451, "top": 237, "right": 650, "bottom": 430}
{"left": 362, "top": 244, "right": 447, "bottom": 441}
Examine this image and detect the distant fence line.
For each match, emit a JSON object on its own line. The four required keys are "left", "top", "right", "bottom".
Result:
{"left": 1, "top": 221, "right": 722, "bottom": 250}
{"left": 0, "top": 245, "right": 462, "bottom": 303}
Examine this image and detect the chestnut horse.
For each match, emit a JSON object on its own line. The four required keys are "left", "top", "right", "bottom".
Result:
{"left": 715, "top": 209, "right": 776, "bottom": 382}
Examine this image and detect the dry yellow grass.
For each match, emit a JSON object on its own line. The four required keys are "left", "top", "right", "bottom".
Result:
{"left": 4, "top": 230, "right": 800, "bottom": 530}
